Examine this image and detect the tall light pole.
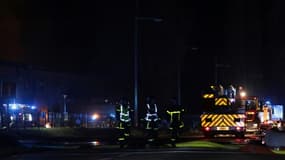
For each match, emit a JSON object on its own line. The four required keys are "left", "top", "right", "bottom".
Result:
{"left": 134, "top": 13, "right": 139, "bottom": 127}
{"left": 63, "top": 94, "right": 68, "bottom": 126}
{"left": 63, "top": 94, "right": 67, "bottom": 113}
{"left": 134, "top": 0, "right": 162, "bottom": 126}
{"left": 177, "top": 47, "right": 199, "bottom": 105}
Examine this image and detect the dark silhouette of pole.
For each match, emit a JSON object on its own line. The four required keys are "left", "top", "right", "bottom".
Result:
{"left": 134, "top": 0, "right": 162, "bottom": 126}
{"left": 134, "top": 0, "right": 139, "bottom": 127}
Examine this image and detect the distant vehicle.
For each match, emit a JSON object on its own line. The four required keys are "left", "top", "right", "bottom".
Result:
{"left": 200, "top": 85, "right": 277, "bottom": 137}
{"left": 258, "top": 103, "right": 284, "bottom": 131}
{"left": 200, "top": 85, "right": 247, "bottom": 138}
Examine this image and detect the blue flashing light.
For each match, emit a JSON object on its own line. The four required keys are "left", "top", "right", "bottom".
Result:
{"left": 31, "top": 106, "right": 36, "bottom": 110}
{"left": 92, "top": 114, "right": 99, "bottom": 120}
{"left": 110, "top": 113, "right": 115, "bottom": 118}
{"left": 11, "top": 104, "right": 17, "bottom": 110}
{"left": 265, "top": 101, "right": 271, "bottom": 105}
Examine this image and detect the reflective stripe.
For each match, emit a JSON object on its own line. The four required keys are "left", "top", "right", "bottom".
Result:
{"left": 215, "top": 98, "right": 228, "bottom": 106}
{"left": 147, "top": 104, "right": 150, "bottom": 109}
{"left": 201, "top": 114, "right": 245, "bottom": 128}
{"left": 167, "top": 110, "right": 181, "bottom": 122}
{"left": 203, "top": 94, "right": 214, "bottom": 99}
{"left": 147, "top": 104, "right": 157, "bottom": 113}
{"left": 118, "top": 122, "right": 124, "bottom": 129}
{"left": 146, "top": 122, "right": 151, "bottom": 129}
{"left": 119, "top": 105, "right": 131, "bottom": 122}
{"left": 147, "top": 138, "right": 154, "bottom": 142}
{"left": 145, "top": 104, "right": 159, "bottom": 123}
{"left": 179, "top": 122, "right": 184, "bottom": 128}
{"left": 145, "top": 113, "right": 159, "bottom": 122}
{"left": 118, "top": 138, "right": 125, "bottom": 141}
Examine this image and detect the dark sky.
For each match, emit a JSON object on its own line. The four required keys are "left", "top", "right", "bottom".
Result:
{"left": 1, "top": 0, "right": 285, "bottom": 110}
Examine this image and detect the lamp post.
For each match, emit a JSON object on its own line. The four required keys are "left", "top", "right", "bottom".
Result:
{"left": 63, "top": 94, "right": 68, "bottom": 126}
{"left": 133, "top": 0, "right": 162, "bottom": 127}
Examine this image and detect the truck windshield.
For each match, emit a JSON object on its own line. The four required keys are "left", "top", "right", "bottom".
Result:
{"left": 245, "top": 100, "right": 258, "bottom": 110}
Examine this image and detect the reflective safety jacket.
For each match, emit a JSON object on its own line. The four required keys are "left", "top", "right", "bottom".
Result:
{"left": 145, "top": 104, "right": 159, "bottom": 122}
{"left": 166, "top": 106, "right": 184, "bottom": 128}
{"left": 117, "top": 104, "right": 131, "bottom": 122}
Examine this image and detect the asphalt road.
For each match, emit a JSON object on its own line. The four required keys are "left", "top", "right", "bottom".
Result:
{"left": 3, "top": 149, "right": 284, "bottom": 160}
{"left": 1, "top": 130, "right": 281, "bottom": 159}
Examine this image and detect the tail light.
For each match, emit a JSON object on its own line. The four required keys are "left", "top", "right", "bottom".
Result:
{"left": 205, "top": 127, "right": 210, "bottom": 131}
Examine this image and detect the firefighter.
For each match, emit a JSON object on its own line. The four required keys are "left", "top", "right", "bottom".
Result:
{"left": 115, "top": 98, "right": 132, "bottom": 148}
{"left": 166, "top": 98, "right": 184, "bottom": 147}
{"left": 144, "top": 97, "right": 160, "bottom": 144}
{"left": 228, "top": 85, "right": 236, "bottom": 98}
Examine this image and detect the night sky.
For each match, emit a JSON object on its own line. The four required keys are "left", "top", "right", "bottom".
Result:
{"left": 1, "top": 0, "right": 285, "bottom": 112}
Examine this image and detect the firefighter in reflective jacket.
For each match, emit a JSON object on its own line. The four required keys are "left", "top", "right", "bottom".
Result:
{"left": 116, "top": 98, "right": 132, "bottom": 148}
{"left": 144, "top": 97, "right": 160, "bottom": 143}
{"left": 166, "top": 98, "right": 184, "bottom": 146}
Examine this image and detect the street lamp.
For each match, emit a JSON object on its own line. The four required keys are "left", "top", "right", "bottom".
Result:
{"left": 63, "top": 94, "right": 67, "bottom": 113}
{"left": 63, "top": 94, "right": 68, "bottom": 125}
{"left": 133, "top": 10, "right": 163, "bottom": 127}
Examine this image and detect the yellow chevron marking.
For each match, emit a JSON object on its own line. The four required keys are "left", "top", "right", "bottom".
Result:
{"left": 224, "top": 115, "right": 236, "bottom": 126}
{"left": 208, "top": 114, "right": 213, "bottom": 119}
{"left": 201, "top": 115, "right": 208, "bottom": 121}
{"left": 211, "top": 115, "right": 223, "bottom": 126}
{"left": 233, "top": 114, "right": 238, "bottom": 118}
{"left": 205, "top": 122, "right": 212, "bottom": 127}
{"left": 228, "top": 114, "right": 234, "bottom": 120}
{"left": 227, "top": 115, "right": 235, "bottom": 124}
{"left": 223, "top": 117, "right": 234, "bottom": 126}
{"left": 214, "top": 98, "right": 220, "bottom": 105}
{"left": 201, "top": 115, "right": 211, "bottom": 127}
{"left": 212, "top": 114, "right": 218, "bottom": 121}
{"left": 212, "top": 118, "right": 223, "bottom": 127}
{"left": 201, "top": 113, "right": 245, "bottom": 128}
{"left": 215, "top": 98, "right": 228, "bottom": 106}
{"left": 203, "top": 94, "right": 214, "bottom": 99}
{"left": 203, "top": 94, "right": 209, "bottom": 99}
{"left": 220, "top": 121, "right": 227, "bottom": 127}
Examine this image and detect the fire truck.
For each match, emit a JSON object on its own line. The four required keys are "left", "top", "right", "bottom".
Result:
{"left": 243, "top": 96, "right": 260, "bottom": 133}
{"left": 258, "top": 102, "right": 284, "bottom": 130}
{"left": 200, "top": 85, "right": 258, "bottom": 138}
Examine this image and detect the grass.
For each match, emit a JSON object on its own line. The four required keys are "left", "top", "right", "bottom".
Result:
{"left": 271, "top": 149, "right": 285, "bottom": 155}
{"left": 176, "top": 140, "right": 240, "bottom": 150}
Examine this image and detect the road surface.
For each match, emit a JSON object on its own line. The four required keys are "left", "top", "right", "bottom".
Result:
{"left": 3, "top": 148, "right": 284, "bottom": 160}
{"left": 2, "top": 131, "right": 281, "bottom": 159}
